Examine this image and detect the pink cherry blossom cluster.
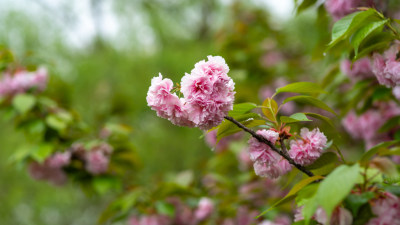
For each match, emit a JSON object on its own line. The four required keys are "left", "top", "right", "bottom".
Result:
{"left": 128, "top": 197, "right": 214, "bottom": 225}
{"left": 205, "top": 129, "right": 242, "bottom": 152}
{"left": 372, "top": 44, "right": 400, "bottom": 87}
{"left": 324, "top": 0, "right": 383, "bottom": 21}
{"left": 295, "top": 206, "right": 352, "bottom": 225}
{"left": 367, "top": 192, "right": 400, "bottom": 225}
{"left": 324, "top": 0, "right": 362, "bottom": 20}
{"left": 342, "top": 101, "right": 400, "bottom": 149}
{"left": 28, "top": 142, "right": 113, "bottom": 185}
{"left": 289, "top": 128, "right": 328, "bottom": 166}
{"left": 147, "top": 56, "right": 235, "bottom": 130}
{"left": 248, "top": 129, "right": 291, "bottom": 179}
{"left": 28, "top": 151, "right": 71, "bottom": 186}
{"left": 247, "top": 127, "right": 327, "bottom": 178}
{"left": 340, "top": 57, "right": 375, "bottom": 81}
{"left": 84, "top": 143, "right": 113, "bottom": 175}
{"left": 129, "top": 215, "right": 171, "bottom": 225}
{"left": 220, "top": 206, "right": 259, "bottom": 225}
{"left": 0, "top": 67, "right": 48, "bottom": 97}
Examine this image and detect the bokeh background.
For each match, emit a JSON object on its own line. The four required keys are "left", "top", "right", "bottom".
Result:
{"left": 0, "top": 0, "right": 338, "bottom": 224}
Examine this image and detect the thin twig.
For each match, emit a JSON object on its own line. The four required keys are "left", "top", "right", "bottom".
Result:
{"left": 224, "top": 116, "right": 314, "bottom": 177}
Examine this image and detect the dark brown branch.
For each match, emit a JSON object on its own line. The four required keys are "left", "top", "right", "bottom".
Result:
{"left": 224, "top": 116, "right": 314, "bottom": 177}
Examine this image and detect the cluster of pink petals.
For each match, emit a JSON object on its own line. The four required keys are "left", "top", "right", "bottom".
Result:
{"left": 84, "top": 143, "right": 113, "bottom": 175}
{"left": 194, "top": 197, "right": 214, "bottom": 221}
{"left": 221, "top": 207, "right": 259, "bottom": 225}
{"left": 147, "top": 56, "right": 235, "bottom": 130}
{"left": 248, "top": 129, "right": 291, "bottom": 179}
{"left": 205, "top": 130, "right": 242, "bottom": 152}
{"left": 324, "top": 0, "right": 362, "bottom": 20}
{"left": 367, "top": 192, "right": 400, "bottom": 225}
{"left": 342, "top": 102, "right": 400, "bottom": 149}
{"left": 129, "top": 215, "right": 171, "bottom": 225}
{"left": 28, "top": 151, "right": 71, "bottom": 186}
{"left": 289, "top": 128, "right": 328, "bottom": 166}
{"left": 340, "top": 57, "right": 375, "bottom": 81}
{"left": 0, "top": 67, "right": 48, "bottom": 97}
{"left": 295, "top": 206, "right": 352, "bottom": 225}
{"left": 372, "top": 44, "right": 400, "bottom": 87}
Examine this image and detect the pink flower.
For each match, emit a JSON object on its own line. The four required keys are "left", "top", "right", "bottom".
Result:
{"left": 28, "top": 154, "right": 69, "bottom": 186}
{"left": 129, "top": 215, "right": 172, "bottom": 225}
{"left": 194, "top": 197, "right": 214, "bottom": 221}
{"left": 0, "top": 67, "right": 48, "bottom": 97}
{"left": 248, "top": 130, "right": 279, "bottom": 162}
{"left": 324, "top": 0, "right": 362, "bottom": 20}
{"left": 147, "top": 56, "right": 235, "bottom": 130}
{"left": 46, "top": 152, "right": 71, "bottom": 168}
{"left": 289, "top": 128, "right": 327, "bottom": 166}
{"left": 295, "top": 206, "right": 352, "bottom": 225}
{"left": 372, "top": 45, "right": 400, "bottom": 87}
{"left": 85, "top": 143, "right": 113, "bottom": 175}
{"left": 393, "top": 86, "right": 400, "bottom": 100}
{"left": 367, "top": 192, "right": 400, "bottom": 225}
{"left": 248, "top": 129, "right": 292, "bottom": 178}
{"left": 340, "top": 58, "right": 374, "bottom": 81}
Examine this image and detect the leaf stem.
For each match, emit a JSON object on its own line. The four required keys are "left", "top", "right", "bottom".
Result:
{"left": 224, "top": 116, "right": 314, "bottom": 177}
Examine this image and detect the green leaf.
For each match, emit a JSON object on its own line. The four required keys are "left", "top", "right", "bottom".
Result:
{"left": 31, "top": 144, "right": 53, "bottom": 163}
{"left": 304, "top": 113, "right": 335, "bottom": 128}
{"left": 276, "top": 82, "right": 325, "bottom": 95}
{"left": 351, "top": 19, "right": 388, "bottom": 56}
{"left": 93, "top": 177, "right": 121, "bottom": 195}
{"left": 296, "top": 0, "right": 317, "bottom": 14}
{"left": 256, "top": 175, "right": 323, "bottom": 218}
{"left": 280, "top": 113, "right": 312, "bottom": 124}
{"left": 344, "top": 192, "right": 375, "bottom": 216}
{"left": 316, "top": 164, "right": 361, "bottom": 219}
{"left": 306, "top": 152, "right": 338, "bottom": 170}
{"left": 261, "top": 98, "right": 278, "bottom": 122}
{"left": 328, "top": 9, "right": 377, "bottom": 48}
{"left": 360, "top": 140, "right": 400, "bottom": 164}
{"left": 46, "top": 115, "right": 68, "bottom": 132}
{"left": 229, "top": 102, "right": 257, "bottom": 117}
{"left": 12, "top": 94, "right": 36, "bottom": 114}
{"left": 283, "top": 95, "right": 336, "bottom": 115}
{"left": 354, "top": 32, "right": 393, "bottom": 60}
{"left": 156, "top": 201, "right": 176, "bottom": 217}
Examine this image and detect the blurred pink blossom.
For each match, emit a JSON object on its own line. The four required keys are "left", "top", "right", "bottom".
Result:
{"left": 367, "top": 192, "right": 400, "bottom": 225}
{"left": 295, "top": 206, "right": 352, "bottom": 225}
{"left": 85, "top": 143, "right": 113, "bottom": 175}
{"left": 324, "top": 0, "right": 362, "bottom": 20}
{"left": 0, "top": 67, "right": 48, "bottom": 97}
{"left": 28, "top": 152, "right": 71, "bottom": 186}
{"left": 128, "top": 215, "right": 172, "bottom": 225}
{"left": 289, "top": 128, "right": 327, "bottom": 166}
{"left": 340, "top": 58, "right": 374, "bottom": 81}
{"left": 372, "top": 45, "right": 400, "bottom": 87}
{"left": 194, "top": 197, "right": 214, "bottom": 221}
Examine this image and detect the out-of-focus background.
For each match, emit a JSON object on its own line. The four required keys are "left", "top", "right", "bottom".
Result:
{"left": 0, "top": 0, "right": 337, "bottom": 224}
